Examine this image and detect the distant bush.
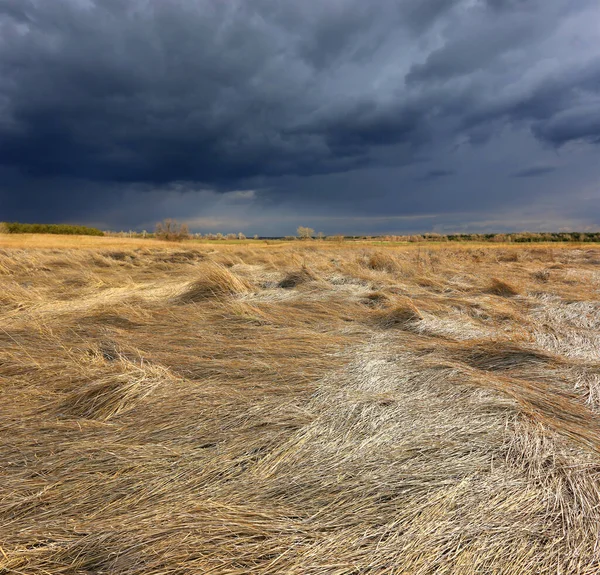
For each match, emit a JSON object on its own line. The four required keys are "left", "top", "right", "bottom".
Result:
{"left": 0, "top": 222, "right": 104, "bottom": 236}
{"left": 155, "top": 219, "right": 190, "bottom": 241}
{"left": 297, "top": 226, "right": 315, "bottom": 239}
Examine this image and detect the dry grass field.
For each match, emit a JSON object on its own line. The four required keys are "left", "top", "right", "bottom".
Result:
{"left": 2, "top": 236, "right": 600, "bottom": 574}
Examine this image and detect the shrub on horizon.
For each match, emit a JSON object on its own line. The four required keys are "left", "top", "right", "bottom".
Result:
{"left": 297, "top": 226, "right": 315, "bottom": 239}
{"left": 155, "top": 219, "right": 190, "bottom": 241}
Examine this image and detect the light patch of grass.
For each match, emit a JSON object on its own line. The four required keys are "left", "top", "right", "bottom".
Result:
{"left": 57, "top": 359, "right": 177, "bottom": 421}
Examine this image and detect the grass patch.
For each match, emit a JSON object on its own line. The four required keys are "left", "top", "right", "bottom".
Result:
{"left": 2, "top": 240, "right": 600, "bottom": 573}
{"left": 176, "top": 263, "right": 254, "bottom": 302}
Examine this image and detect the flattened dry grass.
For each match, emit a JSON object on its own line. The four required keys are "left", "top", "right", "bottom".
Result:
{"left": 488, "top": 277, "right": 521, "bottom": 297}
{"left": 375, "top": 298, "right": 423, "bottom": 329}
{"left": 2, "top": 240, "right": 600, "bottom": 573}
{"left": 56, "top": 359, "right": 177, "bottom": 421}
{"left": 278, "top": 265, "right": 322, "bottom": 288}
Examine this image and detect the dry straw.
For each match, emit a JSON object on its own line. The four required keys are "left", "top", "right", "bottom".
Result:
{"left": 2, "top": 240, "right": 600, "bottom": 573}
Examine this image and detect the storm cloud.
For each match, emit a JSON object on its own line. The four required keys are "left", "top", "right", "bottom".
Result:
{"left": 0, "top": 0, "right": 599, "bottom": 233}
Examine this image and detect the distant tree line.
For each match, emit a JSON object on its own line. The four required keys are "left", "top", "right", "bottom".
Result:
{"left": 375, "top": 232, "right": 600, "bottom": 243}
{"left": 5, "top": 219, "right": 598, "bottom": 243}
{"left": 293, "top": 229, "right": 600, "bottom": 242}
{"left": 104, "top": 229, "right": 600, "bottom": 242}
{"left": 0, "top": 222, "right": 104, "bottom": 236}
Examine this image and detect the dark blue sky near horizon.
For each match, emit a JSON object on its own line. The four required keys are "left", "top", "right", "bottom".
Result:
{"left": 0, "top": 0, "right": 599, "bottom": 235}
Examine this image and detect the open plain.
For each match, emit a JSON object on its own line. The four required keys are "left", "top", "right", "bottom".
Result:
{"left": 2, "top": 237, "right": 600, "bottom": 574}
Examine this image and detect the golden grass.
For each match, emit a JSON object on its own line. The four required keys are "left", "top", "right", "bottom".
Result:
{"left": 278, "top": 266, "right": 322, "bottom": 288}
{"left": 176, "top": 263, "right": 255, "bottom": 302}
{"left": 375, "top": 298, "right": 423, "bottom": 329}
{"left": 488, "top": 277, "right": 521, "bottom": 297}
{"left": 2, "top": 237, "right": 600, "bottom": 573}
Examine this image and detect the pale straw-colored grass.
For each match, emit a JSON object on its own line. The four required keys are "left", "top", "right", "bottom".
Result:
{"left": 2, "top": 239, "right": 600, "bottom": 573}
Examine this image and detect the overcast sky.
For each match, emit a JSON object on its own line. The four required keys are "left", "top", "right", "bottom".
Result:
{"left": 0, "top": 0, "right": 599, "bottom": 235}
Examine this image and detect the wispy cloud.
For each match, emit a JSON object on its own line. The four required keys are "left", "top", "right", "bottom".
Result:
{"left": 418, "top": 169, "right": 455, "bottom": 181}
{"left": 511, "top": 166, "right": 557, "bottom": 178}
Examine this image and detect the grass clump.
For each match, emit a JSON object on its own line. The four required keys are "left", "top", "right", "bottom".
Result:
{"left": 376, "top": 298, "right": 423, "bottom": 328}
{"left": 362, "top": 290, "right": 394, "bottom": 308}
{"left": 454, "top": 342, "right": 555, "bottom": 372}
{"left": 364, "top": 251, "right": 401, "bottom": 273}
{"left": 532, "top": 269, "right": 551, "bottom": 282}
{"left": 278, "top": 266, "right": 320, "bottom": 288}
{"left": 57, "top": 361, "right": 173, "bottom": 421}
{"left": 488, "top": 277, "right": 521, "bottom": 297}
{"left": 177, "top": 263, "right": 253, "bottom": 302}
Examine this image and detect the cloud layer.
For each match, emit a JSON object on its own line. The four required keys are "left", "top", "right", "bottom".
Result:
{"left": 0, "top": 0, "right": 599, "bottom": 233}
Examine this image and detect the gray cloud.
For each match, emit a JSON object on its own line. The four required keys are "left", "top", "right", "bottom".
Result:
{"left": 419, "top": 169, "right": 455, "bottom": 180}
{"left": 0, "top": 0, "right": 598, "bottom": 232}
{"left": 512, "top": 166, "right": 557, "bottom": 178}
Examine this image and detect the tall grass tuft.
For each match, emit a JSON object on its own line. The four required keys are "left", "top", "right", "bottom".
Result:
{"left": 176, "top": 263, "right": 254, "bottom": 302}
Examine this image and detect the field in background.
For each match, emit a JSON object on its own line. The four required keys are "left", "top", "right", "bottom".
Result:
{"left": 2, "top": 238, "right": 600, "bottom": 573}
{"left": 2, "top": 232, "right": 600, "bottom": 250}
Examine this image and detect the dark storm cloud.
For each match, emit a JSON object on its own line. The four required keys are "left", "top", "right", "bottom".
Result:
{"left": 0, "top": 0, "right": 599, "bottom": 230}
{"left": 0, "top": 0, "right": 422, "bottom": 185}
